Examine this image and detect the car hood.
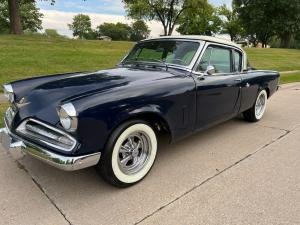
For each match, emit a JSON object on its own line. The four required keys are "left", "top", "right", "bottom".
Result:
{"left": 14, "top": 67, "right": 179, "bottom": 124}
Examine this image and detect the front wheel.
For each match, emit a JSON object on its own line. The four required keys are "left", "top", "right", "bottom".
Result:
{"left": 98, "top": 120, "right": 157, "bottom": 187}
{"left": 243, "top": 89, "right": 268, "bottom": 122}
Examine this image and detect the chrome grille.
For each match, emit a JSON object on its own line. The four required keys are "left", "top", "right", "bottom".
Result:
{"left": 16, "top": 119, "right": 77, "bottom": 152}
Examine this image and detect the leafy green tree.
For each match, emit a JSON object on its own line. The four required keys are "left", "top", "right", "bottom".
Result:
{"left": 234, "top": 0, "right": 276, "bottom": 47}
{"left": 177, "top": 0, "right": 221, "bottom": 36}
{"left": 123, "top": 0, "right": 203, "bottom": 36}
{"left": 271, "top": 0, "right": 300, "bottom": 48}
{"left": 130, "top": 20, "right": 150, "bottom": 41}
{"left": 218, "top": 4, "right": 243, "bottom": 41}
{"left": 0, "top": 0, "right": 43, "bottom": 34}
{"left": 97, "top": 22, "right": 132, "bottom": 41}
{"left": 68, "top": 14, "right": 92, "bottom": 39}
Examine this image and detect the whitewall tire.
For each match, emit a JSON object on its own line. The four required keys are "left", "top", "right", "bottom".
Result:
{"left": 243, "top": 89, "right": 268, "bottom": 122}
{"left": 98, "top": 120, "right": 157, "bottom": 187}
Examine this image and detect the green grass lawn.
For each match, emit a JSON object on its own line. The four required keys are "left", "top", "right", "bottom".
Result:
{"left": 1, "top": 34, "right": 300, "bottom": 87}
{"left": 0, "top": 35, "right": 133, "bottom": 86}
{"left": 245, "top": 48, "right": 300, "bottom": 72}
{"left": 280, "top": 71, "right": 300, "bottom": 84}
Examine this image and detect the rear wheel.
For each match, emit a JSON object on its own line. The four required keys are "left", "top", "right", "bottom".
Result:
{"left": 243, "top": 89, "right": 268, "bottom": 122}
{"left": 98, "top": 120, "right": 157, "bottom": 187}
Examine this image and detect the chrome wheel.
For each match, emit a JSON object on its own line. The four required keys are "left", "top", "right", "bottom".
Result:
{"left": 255, "top": 90, "right": 267, "bottom": 119}
{"left": 117, "top": 132, "right": 151, "bottom": 175}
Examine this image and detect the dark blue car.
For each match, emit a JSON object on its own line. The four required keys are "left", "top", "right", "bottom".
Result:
{"left": 0, "top": 36, "right": 279, "bottom": 187}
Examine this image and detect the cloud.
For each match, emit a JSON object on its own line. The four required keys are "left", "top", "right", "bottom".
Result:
{"left": 38, "top": 0, "right": 126, "bottom": 15}
{"left": 40, "top": 9, "right": 179, "bottom": 38}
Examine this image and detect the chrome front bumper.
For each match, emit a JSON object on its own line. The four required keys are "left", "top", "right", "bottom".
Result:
{"left": 0, "top": 127, "right": 101, "bottom": 171}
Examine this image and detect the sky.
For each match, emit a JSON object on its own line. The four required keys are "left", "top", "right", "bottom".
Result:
{"left": 37, "top": 0, "right": 232, "bottom": 37}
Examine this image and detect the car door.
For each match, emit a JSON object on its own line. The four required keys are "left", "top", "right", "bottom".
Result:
{"left": 192, "top": 44, "right": 242, "bottom": 130}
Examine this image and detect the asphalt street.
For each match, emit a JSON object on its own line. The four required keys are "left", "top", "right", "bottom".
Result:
{"left": 0, "top": 83, "right": 300, "bottom": 225}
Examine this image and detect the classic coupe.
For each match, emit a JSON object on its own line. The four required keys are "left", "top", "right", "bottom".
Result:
{"left": 0, "top": 36, "right": 279, "bottom": 187}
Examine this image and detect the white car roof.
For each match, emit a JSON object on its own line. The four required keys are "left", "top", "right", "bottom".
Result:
{"left": 143, "top": 35, "right": 242, "bottom": 50}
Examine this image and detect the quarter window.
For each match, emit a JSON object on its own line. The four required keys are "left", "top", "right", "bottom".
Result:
{"left": 233, "top": 50, "right": 242, "bottom": 72}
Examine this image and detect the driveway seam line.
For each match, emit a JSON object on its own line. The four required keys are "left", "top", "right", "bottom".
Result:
{"left": 16, "top": 162, "right": 73, "bottom": 225}
{"left": 134, "top": 129, "right": 291, "bottom": 225}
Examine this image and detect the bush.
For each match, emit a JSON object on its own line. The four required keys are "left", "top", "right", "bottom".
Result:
{"left": 44, "top": 29, "right": 61, "bottom": 38}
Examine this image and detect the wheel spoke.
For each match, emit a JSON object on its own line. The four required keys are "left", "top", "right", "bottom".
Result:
{"left": 120, "top": 155, "right": 132, "bottom": 165}
{"left": 120, "top": 146, "right": 130, "bottom": 153}
{"left": 128, "top": 137, "right": 135, "bottom": 149}
{"left": 135, "top": 140, "right": 141, "bottom": 150}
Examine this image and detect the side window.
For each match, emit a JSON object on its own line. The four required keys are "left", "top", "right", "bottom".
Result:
{"left": 233, "top": 50, "right": 242, "bottom": 72}
{"left": 197, "top": 46, "right": 231, "bottom": 74}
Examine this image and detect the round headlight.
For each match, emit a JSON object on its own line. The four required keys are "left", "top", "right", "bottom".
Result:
{"left": 58, "top": 103, "right": 78, "bottom": 132}
{"left": 60, "top": 115, "right": 72, "bottom": 130}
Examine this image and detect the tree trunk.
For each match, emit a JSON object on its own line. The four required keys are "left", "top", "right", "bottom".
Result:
{"left": 8, "top": 0, "right": 23, "bottom": 35}
{"left": 163, "top": 25, "right": 168, "bottom": 36}
{"left": 280, "top": 32, "right": 292, "bottom": 48}
{"left": 167, "top": 24, "right": 175, "bottom": 36}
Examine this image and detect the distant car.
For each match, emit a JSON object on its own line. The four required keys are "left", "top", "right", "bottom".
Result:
{"left": 0, "top": 36, "right": 279, "bottom": 187}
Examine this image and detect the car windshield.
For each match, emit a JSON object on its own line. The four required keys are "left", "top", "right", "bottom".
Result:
{"left": 123, "top": 40, "right": 200, "bottom": 67}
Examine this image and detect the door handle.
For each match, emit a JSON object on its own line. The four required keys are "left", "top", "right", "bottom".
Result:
{"left": 234, "top": 78, "right": 242, "bottom": 82}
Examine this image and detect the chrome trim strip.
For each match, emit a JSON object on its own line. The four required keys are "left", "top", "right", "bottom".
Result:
{"left": 16, "top": 118, "right": 77, "bottom": 152}
{"left": 0, "top": 126, "right": 101, "bottom": 171}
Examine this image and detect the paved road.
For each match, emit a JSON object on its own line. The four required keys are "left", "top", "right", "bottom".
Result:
{"left": 1, "top": 83, "right": 300, "bottom": 225}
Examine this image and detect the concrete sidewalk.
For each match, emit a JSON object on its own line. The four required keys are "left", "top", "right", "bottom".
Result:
{"left": 1, "top": 83, "right": 300, "bottom": 225}
{"left": 0, "top": 94, "right": 5, "bottom": 103}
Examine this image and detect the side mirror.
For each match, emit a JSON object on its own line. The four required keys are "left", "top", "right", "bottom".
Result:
{"left": 205, "top": 65, "right": 215, "bottom": 75}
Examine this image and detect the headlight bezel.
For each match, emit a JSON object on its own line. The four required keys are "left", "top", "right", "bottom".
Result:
{"left": 58, "top": 103, "right": 78, "bottom": 132}
{"left": 3, "top": 84, "right": 14, "bottom": 103}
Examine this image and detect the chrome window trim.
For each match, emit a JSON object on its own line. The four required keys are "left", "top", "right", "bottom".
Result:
{"left": 16, "top": 118, "right": 77, "bottom": 152}
{"left": 192, "top": 41, "right": 247, "bottom": 74}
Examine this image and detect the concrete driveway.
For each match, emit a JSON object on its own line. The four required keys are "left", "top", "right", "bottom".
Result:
{"left": 1, "top": 83, "right": 300, "bottom": 225}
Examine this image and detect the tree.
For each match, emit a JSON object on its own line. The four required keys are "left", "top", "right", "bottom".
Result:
{"left": 177, "top": 0, "right": 222, "bottom": 36}
{"left": 234, "top": 0, "right": 276, "bottom": 47}
{"left": 271, "top": 0, "right": 300, "bottom": 48}
{"left": 130, "top": 20, "right": 150, "bottom": 41}
{"left": 235, "top": 0, "right": 300, "bottom": 48}
{"left": 0, "top": 0, "right": 43, "bottom": 34}
{"left": 97, "top": 22, "right": 132, "bottom": 41}
{"left": 8, "top": 0, "right": 23, "bottom": 34}
{"left": 123, "top": 0, "right": 202, "bottom": 36}
{"left": 68, "top": 14, "right": 92, "bottom": 39}
{"left": 218, "top": 4, "right": 243, "bottom": 41}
